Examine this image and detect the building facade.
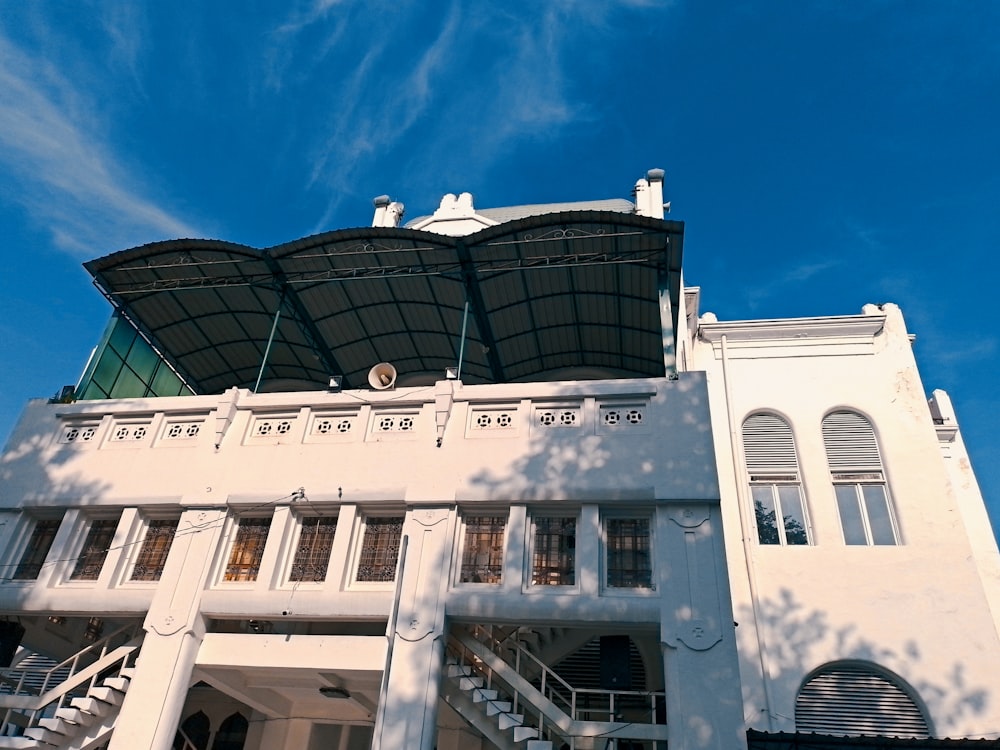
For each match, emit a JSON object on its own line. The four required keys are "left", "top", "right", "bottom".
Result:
{"left": 0, "top": 171, "right": 997, "bottom": 750}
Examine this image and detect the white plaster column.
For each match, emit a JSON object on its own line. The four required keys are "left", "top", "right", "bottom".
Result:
{"left": 656, "top": 504, "right": 746, "bottom": 750}
{"left": 371, "top": 507, "right": 454, "bottom": 750}
{"left": 110, "top": 507, "right": 227, "bottom": 750}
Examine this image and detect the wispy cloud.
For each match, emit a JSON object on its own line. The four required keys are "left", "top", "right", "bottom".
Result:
{"left": 0, "top": 28, "right": 197, "bottom": 256}
{"left": 264, "top": 1, "right": 672, "bottom": 229}
{"left": 745, "top": 259, "right": 841, "bottom": 310}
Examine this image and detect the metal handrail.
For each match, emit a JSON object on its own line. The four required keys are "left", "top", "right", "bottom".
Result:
{"left": 0, "top": 623, "right": 143, "bottom": 737}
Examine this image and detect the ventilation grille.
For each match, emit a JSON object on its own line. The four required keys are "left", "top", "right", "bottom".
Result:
{"left": 743, "top": 414, "right": 799, "bottom": 473}
{"left": 550, "top": 636, "right": 646, "bottom": 691}
{"left": 796, "top": 666, "right": 929, "bottom": 738}
{"left": 822, "top": 412, "right": 883, "bottom": 472}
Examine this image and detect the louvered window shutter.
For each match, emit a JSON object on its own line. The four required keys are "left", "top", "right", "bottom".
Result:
{"left": 822, "top": 411, "right": 883, "bottom": 474}
{"left": 743, "top": 414, "right": 799, "bottom": 475}
{"left": 796, "top": 664, "right": 929, "bottom": 738}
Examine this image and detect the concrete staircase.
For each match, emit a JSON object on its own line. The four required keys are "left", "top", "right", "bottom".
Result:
{"left": 441, "top": 660, "right": 553, "bottom": 750}
{"left": 0, "top": 670, "right": 132, "bottom": 749}
{"left": 0, "top": 625, "right": 141, "bottom": 750}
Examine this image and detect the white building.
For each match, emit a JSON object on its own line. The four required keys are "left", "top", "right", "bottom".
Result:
{"left": 0, "top": 170, "right": 997, "bottom": 750}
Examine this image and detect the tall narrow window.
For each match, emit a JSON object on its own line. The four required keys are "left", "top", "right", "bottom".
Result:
{"left": 13, "top": 519, "right": 61, "bottom": 580}
{"left": 460, "top": 515, "right": 506, "bottom": 584}
{"left": 743, "top": 414, "right": 810, "bottom": 545}
{"left": 356, "top": 516, "right": 403, "bottom": 582}
{"left": 822, "top": 411, "right": 898, "bottom": 545}
{"left": 224, "top": 517, "right": 271, "bottom": 582}
{"left": 70, "top": 518, "right": 119, "bottom": 581}
{"left": 606, "top": 518, "right": 652, "bottom": 588}
{"left": 531, "top": 516, "right": 576, "bottom": 586}
{"left": 130, "top": 519, "right": 179, "bottom": 581}
{"left": 290, "top": 516, "right": 337, "bottom": 582}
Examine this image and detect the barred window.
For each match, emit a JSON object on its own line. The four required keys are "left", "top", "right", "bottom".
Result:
{"left": 130, "top": 519, "right": 179, "bottom": 581}
{"left": 13, "top": 519, "right": 61, "bottom": 580}
{"left": 531, "top": 516, "right": 576, "bottom": 586}
{"left": 606, "top": 518, "right": 652, "bottom": 589}
{"left": 356, "top": 516, "right": 403, "bottom": 582}
{"left": 70, "top": 518, "right": 119, "bottom": 581}
{"left": 290, "top": 516, "right": 337, "bottom": 582}
{"left": 224, "top": 517, "right": 271, "bottom": 582}
{"left": 460, "top": 516, "right": 506, "bottom": 584}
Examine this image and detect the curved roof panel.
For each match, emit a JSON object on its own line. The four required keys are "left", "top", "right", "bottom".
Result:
{"left": 84, "top": 211, "right": 684, "bottom": 394}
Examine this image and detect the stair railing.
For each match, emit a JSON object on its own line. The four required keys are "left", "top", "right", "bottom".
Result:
{"left": 454, "top": 624, "right": 668, "bottom": 747}
{"left": 0, "top": 622, "right": 143, "bottom": 737}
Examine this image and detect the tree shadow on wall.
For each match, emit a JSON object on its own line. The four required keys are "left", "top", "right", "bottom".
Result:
{"left": 737, "top": 588, "right": 991, "bottom": 738}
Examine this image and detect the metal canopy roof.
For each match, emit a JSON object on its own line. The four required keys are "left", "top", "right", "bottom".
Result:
{"left": 84, "top": 210, "right": 684, "bottom": 394}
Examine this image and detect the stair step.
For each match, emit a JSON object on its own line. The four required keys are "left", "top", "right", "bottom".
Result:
{"left": 513, "top": 725, "right": 540, "bottom": 742}
{"left": 87, "top": 686, "right": 124, "bottom": 705}
{"left": 38, "top": 717, "right": 75, "bottom": 736}
{"left": 118, "top": 667, "right": 136, "bottom": 679}
{"left": 456, "top": 676, "right": 484, "bottom": 691}
{"left": 24, "top": 725, "right": 65, "bottom": 744}
{"left": 71, "top": 696, "right": 112, "bottom": 716}
{"left": 497, "top": 712, "right": 524, "bottom": 730}
{"left": 101, "top": 676, "right": 131, "bottom": 692}
{"left": 55, "top": 706, "right": 97, "bottom": 726}
{"left": 0, "top": 738, "right": 42, "bottom": 749}
{"left": 446, "top": 664, "right": 474, "bottom": 678}
{"left": 470, "top": 687, "right": 498, "bottom": 703}
{"left": 485, "top": 700, "right": 512, "bottom": 716}
{"left": 525, "top": 742, "right": 553, "bottom": 750}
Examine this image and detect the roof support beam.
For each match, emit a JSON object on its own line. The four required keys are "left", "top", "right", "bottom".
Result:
{"left": 455, "top": 239, "right": 504, "bottom": 382}
{"left": 261, "top": 258, "right": 349, "bottom": 388}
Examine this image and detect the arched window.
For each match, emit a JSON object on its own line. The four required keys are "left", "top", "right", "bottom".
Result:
{"left": 211, "top": 712, "right": 248, "bottom": 750}
{"left": 796, "top": 663, "right": 929, "bottom": 737}
{"left": 822, "top": 411, "right": 898, "bottom": 545}
{"left": 174, "top": 711, "right": 210, "bottom": 750}
{"left": 742, "top": 414, "right": 809, "bottom": 545}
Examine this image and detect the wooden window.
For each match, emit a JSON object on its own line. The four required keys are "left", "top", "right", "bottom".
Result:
{"left": 69, "top": 518, "right": 118, "bottom": 581}
{"left": 224, "top": 518, "right": 271, "bottom": 582}
{"left": 356, "top": 516, "right": 403, "bottom": 582}
{"left": 531, "top": 516, "right": 576, "bottom": 585}
{"left": 289, "top": 516, "right": 337, "bottom": 582}
{"left": 130, "top": 519, "right": 179, "bottom": 581}
{"left": 13, "top": 519, "right": 61, "bottom": 580}
{"left": 460, "top": 516, "right": 506, "bottom": 584}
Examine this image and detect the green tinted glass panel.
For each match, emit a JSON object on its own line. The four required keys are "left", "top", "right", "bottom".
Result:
{"left": 109, "top": 365, "right": 147, "bottom": 399}
{"left": 77, "top": 314, "right": 194, "bottom": 400}
{"left": 91, "top": 350, "right": 124, "bottom": 393}
{"left": 150, "top": 362, "right": 186, "bottom": 396}
{"left": 108, "top": 317, "right": 137, "bottom": 356}
{"left": 126, "top": 342, "right": 159, "bottom": 381}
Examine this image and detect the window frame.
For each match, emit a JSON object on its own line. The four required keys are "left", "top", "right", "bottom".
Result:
{"left": 742, "top": 413, "right": 811, "bottom": 546}
{"left": 127, "top": 516, "right": 180, "bottom": 583}
{"left": 67, "top": 515, "right": 121, "bottom": 582}
{"left": 221, "top": 515, "right": 273, "bottom": 583}
{"left": 602, "top": 514, "right": 654, "bottom": 592}
{"left": 11, "top": 516, "right": 63, "bottom": 581}
{"left": 288, "top": 512, "right": 339, "bottom": 584}
{"left": 457, "top": 513, "right": 507, "bottom": 585}
{"left": 822, "top": 410, "right": 899, "bottom": 546}
{"left": 352, "top": 514, "right": 404, "bottom": 585}
{"left": 528, "top": 513, "right": 578, "bottom": 588}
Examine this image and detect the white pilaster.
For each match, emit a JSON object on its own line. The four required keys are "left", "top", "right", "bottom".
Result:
{"left": 110, "top": 507, "right": 226, "bottom": 750}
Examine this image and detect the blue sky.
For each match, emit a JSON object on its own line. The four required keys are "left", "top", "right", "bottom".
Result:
{"left": 1, "top": 2, "right": 998, "bottom": 530}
